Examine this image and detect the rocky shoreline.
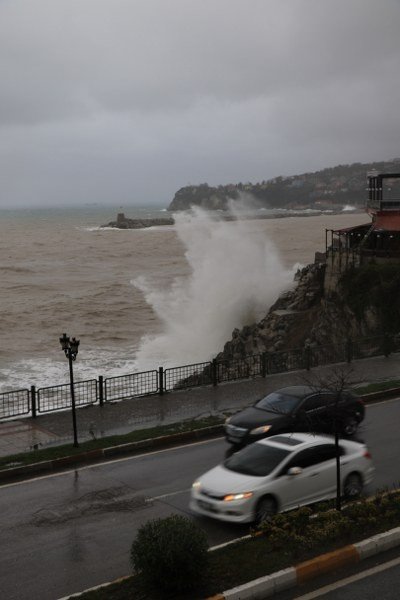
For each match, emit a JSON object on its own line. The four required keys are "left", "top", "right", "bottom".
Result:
{"left": 101, "top": 209, "right": 355, "bottom": 230}
{"left": 101, "top": 213, "right": 174, "bottom": 229}
{"left": 215, "top": 247, "right": 391, "bottom": 369}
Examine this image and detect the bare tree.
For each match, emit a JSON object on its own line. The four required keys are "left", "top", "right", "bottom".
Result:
{"left": 299, "top": 364, "right": 359, "bottom": 511}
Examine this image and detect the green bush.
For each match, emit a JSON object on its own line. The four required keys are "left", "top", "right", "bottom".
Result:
{"left": 256, "top": 491, "right": 400, "bottom": 557}
{"left": 256, "top": 507, "right": 313, "bottom": 551}
{"left": 340, "top": 263, "right": 400, "bottom": 333}
{"left": 307, "top": 510, "right": 352, "bottom": 545}
{"left": 130, "top": 515, "right": 209, "bottom": 594}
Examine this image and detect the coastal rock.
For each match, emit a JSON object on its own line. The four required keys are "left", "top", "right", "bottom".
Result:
{"left": 102, "top": 212, "right": 174, "bottom": 229}
{"left": 168, "top": 184, "right": 237, "bottom": 211}
{"left": 214, "top": 256, "right": 386, "bottom": 365}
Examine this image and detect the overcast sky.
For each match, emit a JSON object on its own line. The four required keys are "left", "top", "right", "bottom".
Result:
{"left": 1, "top": 0, "right": 400, "bottom": 208}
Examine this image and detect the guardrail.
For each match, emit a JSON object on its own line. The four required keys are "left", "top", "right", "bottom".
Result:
{"left": 0, "top": 334, "right": 399, "bottom": 420}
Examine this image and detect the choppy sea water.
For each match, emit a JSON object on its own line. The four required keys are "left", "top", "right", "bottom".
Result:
{"left": 0, "top": 205, "right": 366, "bottom": 393}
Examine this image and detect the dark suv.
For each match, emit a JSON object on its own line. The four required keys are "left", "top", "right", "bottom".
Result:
{"left": 224, "top": 385, "right": 365, "bottom": 448}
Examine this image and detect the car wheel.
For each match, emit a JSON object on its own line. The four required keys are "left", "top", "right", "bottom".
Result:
{"left": 342, "top": 417, "right": 359, "bottom": 436}
{"left": 344, "top": 472, "right": 363, "bottom": 499}
{"left": 255, "top": 496, "right": 277, "bottom": 525}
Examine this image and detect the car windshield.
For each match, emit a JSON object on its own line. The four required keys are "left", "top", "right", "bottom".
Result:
{"left": 255, "top": 391, "right": 301, "bottom": 414}
{"left": 224, "top": 444, "right": 290, "bottom": 477}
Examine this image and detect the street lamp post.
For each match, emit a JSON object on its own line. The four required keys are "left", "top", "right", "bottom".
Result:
{"left": 59, "top": 333, "right": 80, "bottom": 448}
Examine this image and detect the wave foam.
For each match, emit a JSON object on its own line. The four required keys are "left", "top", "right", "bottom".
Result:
{"left": 132, "top": 206, "right": 295, "bottom": 370}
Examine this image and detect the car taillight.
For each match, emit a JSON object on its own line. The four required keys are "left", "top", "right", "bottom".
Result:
{"left": 357, "top": 398, "right": 365, "bottom": 406}
{"left": 363, "top": 450, "right": 372, "bottom": 459}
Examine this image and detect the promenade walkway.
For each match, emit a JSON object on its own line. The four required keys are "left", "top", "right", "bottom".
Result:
{"left": 0, "top": 353, "right": 399, "bottom": 458}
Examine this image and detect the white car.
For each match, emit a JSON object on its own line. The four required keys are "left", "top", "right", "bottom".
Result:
{"left": 190, "top": 433, "right": 375, "bottom": 524}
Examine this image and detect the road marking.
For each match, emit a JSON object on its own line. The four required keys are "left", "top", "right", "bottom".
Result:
{"left": 293, "top": 555, "right": 400, "bottom": 599}
{"left": 146, "top": 488, "right": 191, "bottom": 502}
{"left": 0, "top": 436, "right": 224, "bottom": 489}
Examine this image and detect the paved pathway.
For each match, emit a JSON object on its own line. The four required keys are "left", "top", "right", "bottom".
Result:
{"left": 1, "top": 353, "right": 399, "bottom": 458}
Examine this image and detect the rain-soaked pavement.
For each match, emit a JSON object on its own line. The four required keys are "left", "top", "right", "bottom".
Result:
{"left": 1, "top": 394, "right": 400, "bottom": 600}
{"left": 1, "top": 355, "right": 400, "bottom": 599}
{"left": 1, "top": 353, "right": 400, "bottom": 458}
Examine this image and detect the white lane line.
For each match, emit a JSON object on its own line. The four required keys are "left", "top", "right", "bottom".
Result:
{"left": 146, "top": 488, "right": 192, "bottom": 502}
{"left": 293, "top": 555, "right": 400, "bottom": 599}
{"left": 0, "top": 436, "right": 224, "bottom": 489}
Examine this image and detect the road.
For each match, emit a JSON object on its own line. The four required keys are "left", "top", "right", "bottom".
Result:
{"left": 1, "top": 396, "right": 400, "bottom": 600}
{"left": 298, "top": 556, "right": 400, "bottom": 599}
{"left": 277, "top": 546, "right": 400, "bottom": 599}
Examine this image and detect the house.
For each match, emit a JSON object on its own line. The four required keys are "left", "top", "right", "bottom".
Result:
{"left": 323, "top": 172, "right": 400, "bottom": 292}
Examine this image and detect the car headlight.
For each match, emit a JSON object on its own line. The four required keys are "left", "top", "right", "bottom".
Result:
{"left": 225, "top": 416, "right": 231, "bottom": 424}
{"left": 192, "top": 480, "right": 202, "bottom": 491}
{"left": 223, "top": 492, "right": 253, "bottom": 502}
{"left": 250, "top": 425, "right": 272, "bottom": 435}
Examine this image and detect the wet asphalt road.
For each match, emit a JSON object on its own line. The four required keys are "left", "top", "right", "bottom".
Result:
{"left": 1, "top": 397, "right": 400, "bottom": 600}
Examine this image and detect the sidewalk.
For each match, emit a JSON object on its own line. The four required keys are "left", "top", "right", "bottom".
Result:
{"left": 1, "top": 353, "right": 400, "bottom": 459}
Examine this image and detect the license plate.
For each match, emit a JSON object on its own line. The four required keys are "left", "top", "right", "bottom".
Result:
{"left": 198, "top": 499, "right": 217, "bottom": 513}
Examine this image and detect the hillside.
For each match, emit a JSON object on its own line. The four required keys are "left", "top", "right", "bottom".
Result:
{"left": 167, "top": 159, "right": 400, "bottom": 211}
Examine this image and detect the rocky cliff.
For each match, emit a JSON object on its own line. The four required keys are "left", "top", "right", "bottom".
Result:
{"left": 215, "top": 255, "right": 394, "bottom": 363}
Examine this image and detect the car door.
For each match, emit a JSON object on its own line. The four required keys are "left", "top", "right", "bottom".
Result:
{"left": 273, "top": 444, "right": 339, "bottom": 510}
{"left": 318, "top": 392, "right": 339, "bottom": 431}
{"left": 294, "top": 394, "right": 326, "bottom": 432}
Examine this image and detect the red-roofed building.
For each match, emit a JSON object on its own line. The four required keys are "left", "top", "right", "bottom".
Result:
{"left": 326, "top": 172, "right": 400, "bottom": 266}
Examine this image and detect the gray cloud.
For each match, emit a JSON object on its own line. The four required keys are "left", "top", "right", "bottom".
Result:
{"left": 1, "top": 0, "right": 400, "bottom": 207}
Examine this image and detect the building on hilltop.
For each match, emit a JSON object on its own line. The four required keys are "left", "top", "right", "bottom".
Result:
{"left": 324, "top": 172, "right": 400, "bottom": 292}
{"left": 327, "top": 172, "right": 400, "bottom": 262}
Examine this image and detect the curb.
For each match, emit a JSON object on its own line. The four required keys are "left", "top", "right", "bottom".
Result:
{"left": 0, "top": 424, "right": 224, "bottom": 483}
{"left": 212, "top": 526, "right": 400, "bottom": 599}
{"left": 56, "top": 526, "right": 400, "bottom": 599}
{"left": 360, "top": 387, "right": 400, "bottom": 402}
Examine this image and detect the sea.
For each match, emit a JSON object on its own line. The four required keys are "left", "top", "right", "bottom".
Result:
{"left": 0, "top": 204, "right": 367, "bottom": 394}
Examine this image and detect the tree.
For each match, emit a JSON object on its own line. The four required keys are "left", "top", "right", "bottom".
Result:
{"left": 249, "top": 365, "right": 360, "bottom": 512}
{"left": 300, "top": 365, "right": 358, "bottom": 511}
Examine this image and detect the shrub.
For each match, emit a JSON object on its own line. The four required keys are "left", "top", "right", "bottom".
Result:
{"left": 307, "top": 510, "right": 352, "bottom": 545}
{"left": 130, "top": 515, "right": 209, "bottom": 594}
{"left": 256, "top": 507, "right": 313, "bottom": 551}
{"left": 344, "top": 496, "right": 379, "bottom": 527}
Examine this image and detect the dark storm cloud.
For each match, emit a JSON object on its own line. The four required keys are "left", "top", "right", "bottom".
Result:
{"left": 1, "top": 0, "right": 400, "bottom": 207}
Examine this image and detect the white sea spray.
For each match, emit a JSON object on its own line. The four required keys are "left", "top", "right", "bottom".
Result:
{"left": 0, "top": 207, "right": 365, "bottom": 393}
{"left": 133, "top": 206, "right": 296, "bottom": 370}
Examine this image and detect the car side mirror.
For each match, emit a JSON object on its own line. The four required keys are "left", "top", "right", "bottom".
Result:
{"left": 287, "top": 466, "right": 302, "bottom": 476}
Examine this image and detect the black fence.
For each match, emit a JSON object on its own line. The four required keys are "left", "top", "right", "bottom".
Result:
{"left": 1, "top": 334, "right": 399, "bottom": 421}
{"left": 37, "top": 380, "right": 98, "bottom": 414}
{"left": 104, "top": 370, "right": 159, "bottom": 402}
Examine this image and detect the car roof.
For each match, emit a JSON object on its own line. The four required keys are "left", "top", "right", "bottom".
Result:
{"left": 267, "top": 386, "right": 353, "bottom": 399}
{"left": 257, "top": 432, "right": 335, "bottom": 450}
{"left": 269, "top": 386, "right": 315, "bottom": 398}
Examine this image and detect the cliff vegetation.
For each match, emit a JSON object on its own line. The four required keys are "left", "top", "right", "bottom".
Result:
{"left": 168, "top": 159, "right": 400, "bottom": 212}
{"left": 340, "top": 263, "right": 400, "bottom": 335}
{"left": 216, "top": 259, "right": 400, "bottom": 364}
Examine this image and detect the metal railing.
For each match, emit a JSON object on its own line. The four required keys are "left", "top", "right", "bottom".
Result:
{"left": 104, "top": 370, "right": 159, "bottom": 402}
{"left": 0, "top": 334, "right": 399, "bottom": 421}
{"left": 0, "top": 389, "right": 30, "bottom": 419}
{"left": 36, "top": 380, "right": 98, "bottom": 414}
{"left": 217, "top": 354, "right": 263, "bottom": 382}
{"left": 164, "top": 362, "right": 213, "bottom": 391}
